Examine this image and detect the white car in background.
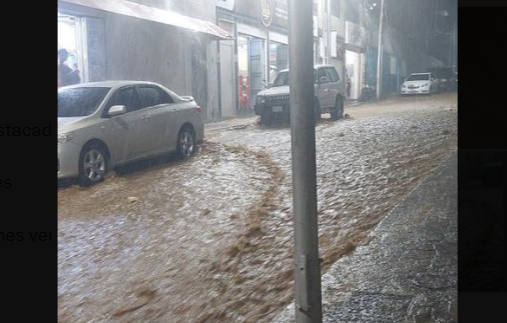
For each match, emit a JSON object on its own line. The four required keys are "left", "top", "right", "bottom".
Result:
{"left": 58, "top": 81, "right": 204, "bottom": 186}
{"left": 400, "top": 73, "right": 437, "bottom": 95}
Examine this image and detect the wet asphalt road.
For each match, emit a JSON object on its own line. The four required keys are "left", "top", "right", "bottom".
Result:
{"left": 58, "top": 93, "right": 457, "bottom": 323}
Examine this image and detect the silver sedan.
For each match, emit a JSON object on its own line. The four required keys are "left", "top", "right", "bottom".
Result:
{"left": 58, "top": 81, "right": 204, "bottom": 186}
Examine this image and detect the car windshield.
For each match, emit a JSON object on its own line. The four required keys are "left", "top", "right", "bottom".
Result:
{"left": 58, "top": 87, "right": 110, "bottom": 117}
{"left": 272, "top": 71, "right": 289, "bottom": 87}
{"left": 271, "top": 70, "right": 319, "bottom": 87}
{"left": 406, "top": 74, "right": 430, "bottom": 81}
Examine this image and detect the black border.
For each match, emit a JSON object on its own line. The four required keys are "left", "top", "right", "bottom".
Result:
{"left": 1, "top": 1, "right": 57, "bottom": 321}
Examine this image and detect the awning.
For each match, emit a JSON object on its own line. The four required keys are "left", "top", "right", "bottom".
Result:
{"left": 60, "top": 0, "right": 233, "bottom": 40}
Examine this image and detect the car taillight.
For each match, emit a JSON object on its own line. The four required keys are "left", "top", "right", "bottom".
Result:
{"left": 196, "top": 105, "right": 202, "bottom": 113}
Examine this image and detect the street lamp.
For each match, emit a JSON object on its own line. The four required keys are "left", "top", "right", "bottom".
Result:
{"left": 375, "top": 0, "right": 384, "bottom": 100}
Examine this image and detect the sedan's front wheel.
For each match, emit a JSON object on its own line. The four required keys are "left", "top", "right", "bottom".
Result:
{"left": 177, "top": 127, "right": 196, "bottom": 159}
{"left": 79, "top": 143, "right": 108, "bottom": 186}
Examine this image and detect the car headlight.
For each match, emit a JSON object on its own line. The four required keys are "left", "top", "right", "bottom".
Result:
{"left": 401, "top": 84, "right": 407, "bottom": 88}
{"left": 257, "top": 96, "right": 265, "bottom": 104}
{"left": 58, "top": 132, "right": 75, "bottom": 145}
{"left": 421, "top": 83, "right": 429, "bottom": 88}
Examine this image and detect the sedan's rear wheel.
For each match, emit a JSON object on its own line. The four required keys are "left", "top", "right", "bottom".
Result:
{"left": 79, "top": 144, "right": 108, "bottom": 186}
{"left": 177, "top": 127, "right": 195, "bottom": 159}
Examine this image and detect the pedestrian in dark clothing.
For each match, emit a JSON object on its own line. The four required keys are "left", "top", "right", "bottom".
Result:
{"left": 58, "top": 48, "right": 80, "bottom": 87}
{"left": 346, "top": 75, "right": 351, "bottom": 98}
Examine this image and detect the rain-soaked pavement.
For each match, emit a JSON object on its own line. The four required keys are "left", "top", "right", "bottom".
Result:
{"left": 58, "top": 93, "right": 457, "bottom": 323}
{"left": 273, "top": 151, "right": 457, "bottom": 323}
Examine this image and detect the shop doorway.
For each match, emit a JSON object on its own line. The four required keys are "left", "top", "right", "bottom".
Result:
{"left": 190, "top": 37, "right": 208, "bottom": 117}
{"left": 238, "top": 35, "right": 266, "bottom": 114}
{"left": 58, "top": 12, "right": 85, "bottom": 83}
{"left": 345, "top": 50, "right": 363, "bottom": 100}
{"left": 268, "top": 41, "right": 288, "bottom": 83}
{"left": 58, "top": 11, "right": 106, "bottom": 84}
{"left": 218, "top": 19, "right": 236, "bottom": 118}
{"left": 248, "top": 38, "right": 265, "bottom": 112}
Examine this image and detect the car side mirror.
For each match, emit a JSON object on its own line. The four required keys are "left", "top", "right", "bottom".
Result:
{"left": 319, "top": 76, "right": 329, "bottom": 84}
{"left": 108, "top": 105, "right": 126, "bottom": 116}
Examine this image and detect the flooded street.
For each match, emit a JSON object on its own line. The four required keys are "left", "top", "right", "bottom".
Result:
{"left": 58, "top": 94, "right": 457, "bottom": 323}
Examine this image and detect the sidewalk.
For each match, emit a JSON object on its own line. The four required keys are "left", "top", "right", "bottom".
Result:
{"left": 205, "top": 114, "right": 258, "bottom": 132}
{"left": 205, "top": 100, "right": 363, "bottom": 132}
{"left": 272, "top": 151, "right": 457, "bottom": 323}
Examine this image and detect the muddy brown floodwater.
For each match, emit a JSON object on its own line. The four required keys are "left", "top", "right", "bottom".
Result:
{"left": 58, "top": 94, "right": 457, "bottom": 323}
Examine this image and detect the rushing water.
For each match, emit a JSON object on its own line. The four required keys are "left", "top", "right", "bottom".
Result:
{"left": 58, "top": 95, "right": 457, "bottom": 323}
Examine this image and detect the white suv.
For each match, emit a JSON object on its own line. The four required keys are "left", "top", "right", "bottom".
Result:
{"left": 254, "top": 65, "right": 346, "bottom": 125}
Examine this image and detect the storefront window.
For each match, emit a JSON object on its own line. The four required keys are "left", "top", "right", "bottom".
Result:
{"left": 58, "top": 13, "right": 79, "bottom": 70}
{"left": 268, "top": 41, "right": 288, "bottom": 83}
{"left": 237, "top": 35, "right": 267, "bottom": 113}
{"left": 331, "top": 0, "right": 341, "bottom": 17}
{"left": 344, "top": 0, "right": 360, "bottom": 24}
{"left": 58, "top": 11, "right": 106, "bottom": 84}
{"left": 58, "top": 12, "right": 84, "bottom": 85}
{"left": 237, "top": 36, "right": 250, "bottom": 112}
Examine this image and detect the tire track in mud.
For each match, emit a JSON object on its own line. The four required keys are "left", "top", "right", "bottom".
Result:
{"left": 194, "top": 106, "right": 457, "bottom": 323}
{"left": 193, "top": 143, "right": 291, "bottom": 323}
{"left": 194, "top": 138, "right": 385, "bottom": 323}
{"left": 192, "top": 139, "right": 370, "bottom": 323}
{"left": 58, "top": 141, "right": 282, "bottom": 323}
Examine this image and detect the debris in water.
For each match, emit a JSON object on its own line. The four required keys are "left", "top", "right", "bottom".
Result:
{"left": 127, "top": 197, "right": 139, "bottom": 203}
{"left": 112, "top": 289, "right": 156, "bottom": 317}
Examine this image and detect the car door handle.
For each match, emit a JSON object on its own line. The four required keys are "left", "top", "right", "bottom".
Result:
{"left": 141, "top": 115, "right": 150, "bottom": 120}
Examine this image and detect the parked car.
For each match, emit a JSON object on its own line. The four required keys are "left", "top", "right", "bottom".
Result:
{"left": 58, "top": 81, "right": 204, "bottom": 185}
{"left": 400, "top": 72, "right": 437, "bottom": 95}
{"left": 427, "top": 67, "right": 456, "bottom": 92}
{"left": 254, "top": 65, "right": 346, "bottom": 125}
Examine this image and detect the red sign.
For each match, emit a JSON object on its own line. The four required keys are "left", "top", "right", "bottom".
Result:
{"left": 239, "top": 76, "right": 250, "bottom": 111}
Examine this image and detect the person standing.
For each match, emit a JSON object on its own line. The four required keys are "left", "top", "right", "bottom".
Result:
{"left": 58, "top": 48, "right": 80, "bottom": 87}
{"left": 346, "top": 73, "right": 351, "bottom": 98}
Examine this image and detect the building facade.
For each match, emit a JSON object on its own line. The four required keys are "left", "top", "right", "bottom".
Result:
{"left": 58, "top": 0, "right": 231, "bottom": 122}
{"left": 58, "top": 0, "right": 446, "bottom": 121}
{"left": 216, "top": 0, "right": 290, "bottom": 117}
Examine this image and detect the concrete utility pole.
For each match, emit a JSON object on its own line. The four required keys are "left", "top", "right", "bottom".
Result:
{"left": 326, "top": 0, "right": 331, "bottom": 64}
{"left": 376, "top": 0, "right": 385, "bottom": 100}
{"left": 450, "top": 21, "right": 457, "bottom": 67}
{"left": 288, "top": 0, "right": 322, "bottom": 322}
